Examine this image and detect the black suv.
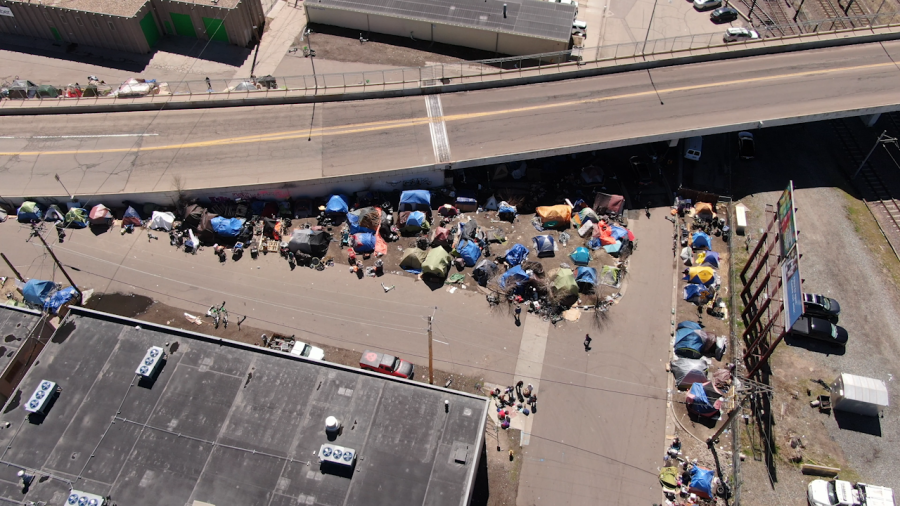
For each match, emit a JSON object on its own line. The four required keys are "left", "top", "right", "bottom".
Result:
{"left": 802, "top": 293, "right": 840, "bottom": 323}
{"left": 790, "top": 316, "right": 848, "bottom": 346}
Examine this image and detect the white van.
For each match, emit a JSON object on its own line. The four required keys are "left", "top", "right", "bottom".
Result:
{"left": 684, "top": 137, "right": 702, "bottom": 161}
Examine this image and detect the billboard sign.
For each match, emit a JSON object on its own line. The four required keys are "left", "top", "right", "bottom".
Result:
{"left": 0, "top": 6, "right": 13, "bottom": 17}
{"left": 777, "top": 181, "right": 797, "bottom": 258}
{"left": 782, "top": 246, "right": 803, "bottom": 330}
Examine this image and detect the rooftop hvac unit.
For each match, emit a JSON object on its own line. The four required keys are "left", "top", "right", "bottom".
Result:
{"left": 25, "top": 380, "right": 58, "bottom": 414}
{"left": 318, "top": 443, "right": 357, "bottom": 467}
{"left": 65, "top": 489, "right": 105, "bottom": 506}
{"left": 136, "top": 346, "right": 165, "bottom": 378}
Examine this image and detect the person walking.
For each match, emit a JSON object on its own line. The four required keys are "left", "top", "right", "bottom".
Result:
{"left": 583, "top": 334, "right": 592, "bottom": 351}
{"left": 514, "top": 304, "right": 522, "bottom": 326}
{"left": 205, "top": 77, "right": 212, "bottom": 92}
{"left": 515, "top": 380, "right": 524, "bottom": 401}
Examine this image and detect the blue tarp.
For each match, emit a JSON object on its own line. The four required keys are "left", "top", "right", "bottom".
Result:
{"left": 700, "top": 251, "right": 720, "bottom": 268}
{"left": 499, "top": 265, "right": 530, "bottom": 290}
{"left": 400, "top": 190, "right": 430, "bottom": 207}
{"left": 692, "top": 231, "right": 711, "bottom": 250}
{"left": 23, "top": 280, "right": 56, "bottom": 305}
{"left": 504, "top": 244, "right": 529, "bottom": 266}
{"left": 603, "top": 241, "right": 622, "bottom": 254}
{"left": 575, "top": 266, "right": 597, "bottom": 286}
{"left": 689, "top": 466, "right": 715, "bottom": 498}
{"left": 211, "top": 217, "right": 245, "bottom": 237}
{"left": 587, "top": 237, "right": 604, "bottom": 250}
{"left": 570, "top": 247, "right": 591, "bottom": 266}
{"left": 325, "top": 195, "right": 349, "bottom": 214}
{"left": 610, "top": 225, "right": 629, "bottom": 241}
{"left": 351, "top": 233, "right": 376, "bottom": 253}
{"left": 457, "top": 239, "right": 482, "bottom": 267}
{"left": 675, "top": 327, "right": 705, "bottom": 359}
{"left": 532, "top": 235, "right": 555, "bottom": 257}
{"left": 45, "top": 287, "right": 77, "bottom": 314}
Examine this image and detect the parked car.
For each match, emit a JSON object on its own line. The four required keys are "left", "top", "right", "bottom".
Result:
{"left": 290, "top": 340, "right": 325, "bottom": 361}
{"left": 359, "top": 350, "right": 415, "bottom": 379}
{"left": 710, "top": 6, "right": 739, "bottom": 23}
{"left": 738, "top": 131, "right": 755, "bottom": 159}
{"left": 723, "top": 27, "right": 759, "bottom": 42}
{"left": 629, "top": 155, "right": 653, "bottom": 185}
{"left": 803, "top": 293, "right": 841, "bottom": 323}
{"left": 694, "top": 0, "right": 723, "bottom": 10}
{"left": 790, "top": 316, "right": 848, "bottom": 346}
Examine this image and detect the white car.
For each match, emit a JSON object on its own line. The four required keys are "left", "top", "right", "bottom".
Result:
{"left": 723, "top": 27, "right": 759, "bottom": 42}
{"left": 693, "top": 0, "right": 723, "bottom": 10}
{"left": 290, "top": 340, "right": 325, "bottom": 361}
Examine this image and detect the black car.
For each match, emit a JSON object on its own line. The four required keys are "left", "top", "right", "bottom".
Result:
{"left": 790, "top": 316, "right": 848, "bottom": 346}
{"left": 710, "top": 7, "right": 739, "bottom": 23}
{"left": 738, "top": 131, "right": 755, "bottom": 159}
{"left": 802, "top": 293, "right": 841, "bottom": 323}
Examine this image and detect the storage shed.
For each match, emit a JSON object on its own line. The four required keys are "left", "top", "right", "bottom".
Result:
{"left": 831, "top": 373, "right": 889, "bottom": 417}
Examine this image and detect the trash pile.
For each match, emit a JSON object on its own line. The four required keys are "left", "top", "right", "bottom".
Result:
{"left": 659, "top": 437, "right": 731, "bottom": 505}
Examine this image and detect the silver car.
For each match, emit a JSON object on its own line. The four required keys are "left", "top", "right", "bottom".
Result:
{"left": 694, "top": 0, "right": 723, "bottom": 10}
{"left": 723, "top": 27, "right": 760, "bottom": 42}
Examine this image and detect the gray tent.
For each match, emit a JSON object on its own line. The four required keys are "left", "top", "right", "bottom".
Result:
{"left": 473, "top": 259, "right": 499, "bottom": 286}
{"left": 288, "top": 229, "right": 331, "bottom": 257}
{"left": 671, "top": 357, "right": 709, "bottom": 390}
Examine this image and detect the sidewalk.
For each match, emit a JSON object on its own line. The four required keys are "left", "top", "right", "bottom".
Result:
{"left": 233, "top": 0, "right": 308, "bottom": 79}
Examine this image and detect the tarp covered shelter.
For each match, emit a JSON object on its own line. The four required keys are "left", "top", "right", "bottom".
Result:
{"left": 22, "top": 279, "right": 56, "bottom": 305}
{"left": 671, "top": 357, "right": 708, "bottom": 389}
{"left": 64, "top": 208, "right": 88, "bottom": 228}
{"left": 610, "top": 225, "right": 635, "bottom": 242}
{"left": 402, "top": 211, "right": 429, "bottom": 234}
{"left": 37, "top": 85, "right": 59, "bottom": 98}
{"left": 572, "top": 207, "right": 600, "bottom": 229}
{"left": 431, "top": 227, "right": 451, "bottom": 247}
{"left": 575, "top": 266, "right": 597, "bottom": 293}
{"left": 675, "top": 327, "right": 714, "bottom": 359}
{"left": 692, "top": 231, "right": 712, "bottom": 250}
{"left": 43, "top": 205, "right": 64, "bottom": 223}
{"left": 325, "top": 195, "right": 349, "bottom": 215}
{"left": 183, "top": 204, "right": 205, "bottom": 229}
{"left": 659, "top": 467, "right": 679, "bottom": 490}
{"left": 570, "top": 247, "right": 591, "bottom": 266}
{"left": 149, "top": 211, "right": 175, "bottom": 231}
{"left": 44, "top": 286, "right": 77, "bottom": 314}
{"left": 399, "top": 190, "right": 431, "bottom": 212}
{"left": 593, "top": 193, "right": 625, "bottom": 215}
{"left": 122, "top": 206, "right": 142, "bottom": 227}
{"left": 422, "top": 247, "right": 452, "bottom": 279}
{"left": 399, "top": 248, "right": 428, "bottom": 272}
{"left": 211, "top": 217, "right": 245, "bottom": 238}
{"left": 536, "top": 205, "right": 571, "bottom": 229}
{"left": 683, "top": 284, "right": 714, "bottom": 305}
{"left": 456, "top": 239, "right": 482, "bottom": 267}
{"left": 685, "top": 266, "right": 717, "bottom": 286}
{"left": 351, "top": 233, "right": 377, "bottom": 253}
{"left": 89, "top": 204, "right": 113, "bottom": 226}
{"left": 697, "top": 251, "right": 720, "bottom": 268}
{"left": 504, "top": 244, "right": 529, "bottom": 266}
{"left": 499, "top": 265, "right": 530, "bottom": 290}
{"left": 599, "top": 265, "right": 621, "bottom": 287}
{"left": 552, "top": 268, "right": 579, "bottom": 298}
{"left": 689, "top": 466, "right": 715, "bottom": 499}
{"left": 473, "top": 259, "right": 499, "bottom": 286}
{"left": 532, "top": 235, "right": 556, "bottom": 258}
{"left": 17, "top": 202, "right": 42, "bottom": 223}
{"left": 347, "top": 207, "right": 383, "bottom": 234}
{"left": 687, "top": 382, "right": 722, "bottom": 418}
{"left": 197, "top": 211, "right": 219, "bottom": 245}
{"left": 288, "top": 229, "right": 330, "bottom": 256}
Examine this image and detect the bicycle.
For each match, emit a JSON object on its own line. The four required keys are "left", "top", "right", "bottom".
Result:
{"left": 207, "top": 301, "right": 228, "bottom": 329}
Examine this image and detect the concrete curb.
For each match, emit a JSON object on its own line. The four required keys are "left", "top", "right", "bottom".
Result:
{"left": 3, "top": 28, "right": 900, "bottom": 116}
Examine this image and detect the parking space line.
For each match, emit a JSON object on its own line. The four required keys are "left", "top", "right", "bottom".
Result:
{"left": 511, "top": 315, "right": 550, "bottom": 445}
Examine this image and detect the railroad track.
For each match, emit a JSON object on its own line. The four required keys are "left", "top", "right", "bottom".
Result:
{"left": 831, "top": 118, "right": 900, "bottom": 245}
{"left": 814, "top": 0, "right": 852, "bottom": 30}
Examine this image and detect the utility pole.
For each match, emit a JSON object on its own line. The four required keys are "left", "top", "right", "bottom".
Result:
{"left": 640, "top": 0, "right": 660, "bottom": 60}
{"left": 35, "top": 232, "right": 80, "bottom": 296}
{"left": 427, "top": 307, "right": 436, "bottom": 385}
{"left": 1, "top": 253, "right": 24, "bottom": 282}
{"left": 854, "top": 130, "right": 896, "bottom": 179}
{"left": 54, "top": 174, "right": 75, "bottom": 200}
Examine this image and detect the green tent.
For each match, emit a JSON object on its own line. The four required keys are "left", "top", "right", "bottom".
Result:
{"left": 64, "top": 208, "right": 88, "bottom": 228}
{"left": 399, "top": 248, "right": 428, "bottom": 271}
{"left": 552, "top": 268, "right": 579, "bottom": 298}
{"left": 37, "top": 85, "right": 59, "bottom": 98}
{"left": 421, "top": 247, "right": 452, "bottom": 279}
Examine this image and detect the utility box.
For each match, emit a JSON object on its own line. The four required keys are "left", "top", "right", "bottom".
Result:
{"left": 734, "top": 203, "right": 748, "bottom": 236}
{"left": 831, "top": 373, "right": 888, "bottom": 417}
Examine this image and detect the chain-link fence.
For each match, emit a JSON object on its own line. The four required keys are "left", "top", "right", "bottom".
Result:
{"left": 4, "top": 12, "right": 900, "bottom": 105}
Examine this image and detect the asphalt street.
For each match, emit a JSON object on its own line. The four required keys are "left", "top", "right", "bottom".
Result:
{"left": 0, "top": 207, "right": 673, "bottom": 506}
{"left": 3, "top": 41, "right": 900, "bottom": 199}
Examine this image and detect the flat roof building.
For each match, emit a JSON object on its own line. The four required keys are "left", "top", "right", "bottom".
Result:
{"left": 0, "top": 307, "right": 489, "bottom": 506}
{"left": 306, "top": 0, "right": 577, "bottom": 58}
{"left": 0, "top": 0, "right": 265, "bottom": 54}
{"left": 0, "top": 305, "right": 48, "bottom": 405}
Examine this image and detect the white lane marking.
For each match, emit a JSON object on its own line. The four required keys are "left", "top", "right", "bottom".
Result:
{"left": 433, "top": 339, "right": 449, "bottom": 345}
{"left": 0, "top": 134, "right": 158, "bottom": 139}
{"left": 423, "top": 95, "right": 451, "bottom": 164}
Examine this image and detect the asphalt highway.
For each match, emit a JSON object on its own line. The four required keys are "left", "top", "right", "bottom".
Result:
{"left": 3, "top": 41, "right": 900, "bottom": 199}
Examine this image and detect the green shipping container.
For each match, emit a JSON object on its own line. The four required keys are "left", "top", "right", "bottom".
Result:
{"left": 202, "top": 17, "right": 228, "bottom": 43}
{"left": 140, "top": 12, "right": 160, "bottom": 47}
{"left": 170, "top": 12, "right": 196, "bottom": 38}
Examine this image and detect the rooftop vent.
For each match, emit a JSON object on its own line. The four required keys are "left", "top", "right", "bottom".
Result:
{"left": 325, "top": 416, "right": 341, "bottom": 434}
{"left": 319, "top": 443, "right": 356, "bottom": 468}
{"left": 25, "top": 380, "right": 57, "bottom": 414}
{"left": 136, "top": 346, "right": 165, "bottom": 378}
{"left": 66, "top": 489, "right": 106, "bottom": 506}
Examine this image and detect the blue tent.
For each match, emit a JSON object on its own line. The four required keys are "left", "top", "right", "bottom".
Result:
{"left": 677, "top": 320, "right": 702, "bottom": 331}
{"left": 351, "top": 233, "right": 376, "bottom": 253}
{"left": 575, "top": 266, "right": 597, "bottom": 292}
{"left": 399, "top": 190, "right": 431, "bottom": 210}
{"left": 406, "top": 211, "right": 426, "bottom": 228}
{"left": 689, "top": 466, "right": 715, "bottom": 499}
{"left": 456, "top": 239, "right": 482, "bottom": 267}
{"left": 325, "top": 195, "right": 349, "bottom": 214}
{"left": 23, "top": 280, "right": 56, "bottom": 305}
{"left": 683, "top": 284, "right": 713, "bottom": 305}
{"left": 570, "top": 247, "right": 591, "bottom": 266}
{"left": 211, "top": 217, "right": 245, "bottom": 237}
{"left": 122, "top": 206, "right": 143, "bottom": 227}
{"left": 45, "top": 287, "right": 78, "bottom": 314}
{"left": 17, "top": 202, "right": 42, "bottom": 223}
{"left": 504, "top": 244, "right": 529, "bottom": 266}
{"left": 675, "top": 327, "right": 705, "bottom": 359}
{"left": 532, "top": 235, "right": 555, "bottom": 257}
{"left": 692, "top": 231, "right": 711, "bottom": 250}
{"left": 499, "top": 265, "right": 530, "bottom": 290}
{"left": 603, "top": 241, "right": 622, "bottom": 254}
{"left": 700, "top": 251, "right": 720, "bottom": 268}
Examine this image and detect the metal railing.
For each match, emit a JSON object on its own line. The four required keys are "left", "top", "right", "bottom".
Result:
{"left": 3, "top": 12, "right": 900, "bottom": 107}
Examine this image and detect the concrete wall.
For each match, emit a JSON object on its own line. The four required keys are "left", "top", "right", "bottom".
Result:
{"left": 156, "top": 0, "right": 264, "bottom": 47}
{"left": 305, "top": 4, "right": 567, "bottom": 56}
{"left": 0, "top": 1, "right": 153, "bottom": 53}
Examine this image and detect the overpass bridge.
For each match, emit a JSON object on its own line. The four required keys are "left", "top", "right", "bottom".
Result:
{"left": 1, "top": 40, "right": 899, "bottom": 204}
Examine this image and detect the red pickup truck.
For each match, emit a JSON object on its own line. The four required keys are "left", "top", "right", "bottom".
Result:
{"left": 359, "top": 350, "right": 415, "bottom": 379}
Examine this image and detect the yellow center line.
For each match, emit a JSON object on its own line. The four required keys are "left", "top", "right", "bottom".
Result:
{"left": 0, "top": 60, "right": 895, "bottom": 157}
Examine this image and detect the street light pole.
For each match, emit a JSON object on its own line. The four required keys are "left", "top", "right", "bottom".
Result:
{"left": 427, "top": 307, "right": 436, "bottom": 385}
{"left": 54, "top": 174, "right": 74, "bottom": 200}
{"left": 640, "top": 0, "right": 660, "bottom": 61}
